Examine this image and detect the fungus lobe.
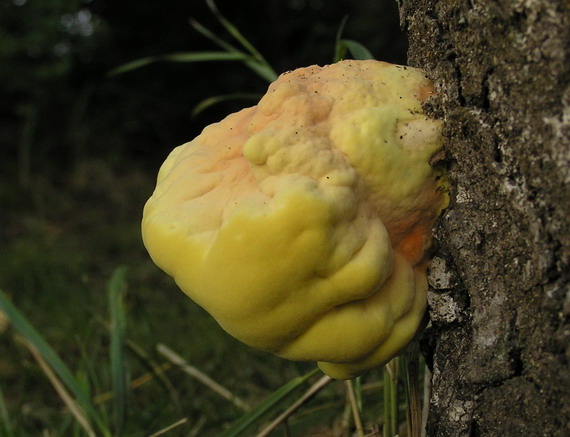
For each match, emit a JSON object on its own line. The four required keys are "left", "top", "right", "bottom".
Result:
{"left": 142, "top": 60, "right": 447, "bottom": 379}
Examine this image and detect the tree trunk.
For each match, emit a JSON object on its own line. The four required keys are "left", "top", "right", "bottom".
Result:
{"left": 398, "top": 1, "right": 570, "bottom": 436}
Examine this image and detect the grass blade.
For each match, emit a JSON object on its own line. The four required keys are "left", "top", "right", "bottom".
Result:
{"left": 255, "top": 375, "right": 333, "bottom": 437}
{"left": 108, "top": 267, "right": 128, "bottom": 434}
{"left": 341, "top": 40, "right": 375, "bottom": 60}
{"left": 124, "top": 341, "right": 182, "bottom": 413}
{"left": 202, "top": 0, "right": 277, "bottom": 82}
{"left": 345, "top": 380, "right": 364, "bottom": 437}
{"left": 241, "top": 61, "right": 278, "bottom": 83}
{"left": 148, "top": 418, "right": 188, "bottom": 437}
{"left": 24, "top": 339, "right": 97, "bottom": 437}
{"left": 383, "top": 365, "right": 392, "bottom": 437}
{"left": 205, "top": 0, "right": 277, "bottom": 80}
{"left": 205, "top": 0, "right": 257, "bottom": 57}
{"left": 421, "top": 365, "right": 431, "bottom": 437}
{"left": 190, "top": 18, "right": 239, "bottom": 53}
{"left": 0, "top": 385, "right": 14, "bottom": 437}
{"left": 191, "top": 18, "right": 277, "bottom": 82}
{"left": 354, "top": 376, "right": 363, "bottom": 414}
{"left": 95, "top": 316, "right": 183, "bottom": 413}
{"left": 401, "top": 342, "right": 422, "bottom": 437}
{"left": 219, "top": 368, "right": 321, "bottom": 437}
{"left": 383, "top": 359, "right": 399, "bottom": 437}
{"left": 111, "top": 2, "right": 277, "bottom": 82}
{"left": 109, "top": 51, "right": 248, "bottom": 76}
{"left": 157, "top": 343, "right": 250, "bottom": 412}
{"left": 191, "top": 93, "right": 262, "bottom": 117}
{"left": 333, "top": 15, "right": 349, "bottom": 62}
{"left": 333, "top": 15, "right": 375, "bottom": 62}
{"left": 0, "top": 289, "right": 109, "bottom": 435}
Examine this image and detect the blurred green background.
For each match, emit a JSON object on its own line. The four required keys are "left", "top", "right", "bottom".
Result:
{"left": 0, "top": 0, "right": 407, "bottom": 435}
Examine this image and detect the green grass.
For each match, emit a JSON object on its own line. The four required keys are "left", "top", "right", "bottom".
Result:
{"left": 0, "top": 170, "right": 427, "bottom": 435}
{"left": 0, "top": 81, "right": 426, "bottom": 437}
{"left": 0, "top": 169, "right": 336, "bottom": 435}
{"left": 0, "top": 3, "right": 427, "bottom": 433}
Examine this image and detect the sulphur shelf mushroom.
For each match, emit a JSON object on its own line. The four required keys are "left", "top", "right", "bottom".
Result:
{"left": 142, "top": 60, "right": 448, "bottom": 379}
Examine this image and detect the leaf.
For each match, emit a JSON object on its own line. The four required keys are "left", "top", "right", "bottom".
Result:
{"left": 108, "top": 267, "right": 128, "bottom": 434}
{"left": 0, "top": 289, "right": 110, "bottom": 435}
{"left": 109, "top": 51, "right": 248, "bottom": 76}
{"left": 219, "top": 368, "right": 320, "bottom": 437}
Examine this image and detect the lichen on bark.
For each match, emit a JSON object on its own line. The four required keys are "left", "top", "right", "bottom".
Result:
{"left": 399, "top": 1, "right": 570, "bottom": 436}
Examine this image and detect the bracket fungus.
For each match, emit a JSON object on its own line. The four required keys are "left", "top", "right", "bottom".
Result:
{"left": 142, "top": 60, "right": 448, "bottom": 379}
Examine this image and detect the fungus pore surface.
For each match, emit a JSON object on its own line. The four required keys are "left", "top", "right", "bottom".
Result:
{"left": 142, "top": 60, "right": 447, "bottom": 379}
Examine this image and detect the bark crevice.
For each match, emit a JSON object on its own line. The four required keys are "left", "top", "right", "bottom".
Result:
{"left": 400, "top": 1, "right": 570, "bottom": 435}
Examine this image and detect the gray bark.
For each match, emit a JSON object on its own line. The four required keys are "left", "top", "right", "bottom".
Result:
{"left": 398, "top": 1, "right": 570, "bottom": 436}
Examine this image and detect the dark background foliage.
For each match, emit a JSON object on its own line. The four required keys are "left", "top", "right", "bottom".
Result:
{"left": 0, "top": 1, "right": 408, "bottom": 434}
{"left": 1, "top": 0, "right": 407, "bottom": 182}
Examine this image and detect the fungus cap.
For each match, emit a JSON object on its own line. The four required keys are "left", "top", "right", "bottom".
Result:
{"left": 142, "top": 60, "right": 447, "bottom": 379}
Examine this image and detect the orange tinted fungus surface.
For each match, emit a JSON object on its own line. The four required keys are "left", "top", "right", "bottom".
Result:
{"left": 142, "top": 60, "right": 448, "bottom": 379}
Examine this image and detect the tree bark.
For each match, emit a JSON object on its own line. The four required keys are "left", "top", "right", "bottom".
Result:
{"left": 398, "top": 1, "right": 570, "bottom": 436}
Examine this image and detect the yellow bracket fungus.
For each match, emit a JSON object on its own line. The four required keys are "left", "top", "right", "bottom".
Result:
{"left": 142, "top": 60, "right": 448, "bottom": 379}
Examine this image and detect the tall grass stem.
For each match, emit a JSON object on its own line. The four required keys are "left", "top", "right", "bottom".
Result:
{"left": 219, "top": 367, "right": 320, "bottom": 437}
{"left": 345, "top": 380, "right": 365, "bottom": 437}
{"left": 108, "top": 267, "right": 128, "bottom": 434}
{"left": 0, "top": 385, "right": 14, "bottom": 437}
{"left": 157, "top": 343, "right": 250, "bottom": 411}
{"left": 255, "top": 375, "right": 333, "bottom": 437}
{"left": 23, "top": 338, "right": 97, "bottom": 437}
{"left": 0, "top": 289, "right": 110, "bottom": 435}
{"left": 148, "top": 418, "right": 188, "bottom": 437}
